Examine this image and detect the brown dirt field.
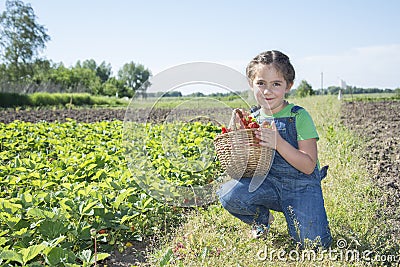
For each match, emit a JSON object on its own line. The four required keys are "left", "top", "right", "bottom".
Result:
{"left": 0, "top": 107, "right": 231, "bottom": 124}
{"left": 341, "top": 100, "right": 400, "bottom": 239}
{"left": 0, "top": 108, "right": 150, "bottom": 123}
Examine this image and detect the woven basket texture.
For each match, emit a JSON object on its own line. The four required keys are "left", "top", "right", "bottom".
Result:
{"left": 214, "top": 128, "right": 274, "bottom": 179}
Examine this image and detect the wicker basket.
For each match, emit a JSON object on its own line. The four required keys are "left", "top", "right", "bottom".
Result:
{"left": 213, "top": 110, "right": 275, "bottom": 179}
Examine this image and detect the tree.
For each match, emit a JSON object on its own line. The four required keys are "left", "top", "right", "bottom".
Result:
{"left": 118, "top": 62, "right": 151, "bottom": 97}
{"left": 95, "top": 61, "right": 112, "bottom": 83}
{"left": 295, "top": 80, "right": 315, "bottom": 98}
{"left": 77, "top": 59, "right": 112, "bottom": 84}
{"left": 0, "top": 0, "right": 50, "bottom": 81}
{"left": 103, "top": 77, "right": 125, "bottom": 97}
{"left": 42, "top": 64, "right": 101, "bottom": 94}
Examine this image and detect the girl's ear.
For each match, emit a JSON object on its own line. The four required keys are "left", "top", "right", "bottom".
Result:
{"left": 247, "top": 78, "right": 252, "bottom": 86}
{"left": 286, "top": 82, "right": 294, "bottom": 92}
{"left": 248, "top": 78, "right": 254, "bottom": 90}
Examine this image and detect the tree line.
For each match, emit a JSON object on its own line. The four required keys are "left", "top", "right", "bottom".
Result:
{"left": 0, "top": 0, "right": 150, "bottom": 97}
{"left": 315, "top": 86, "right": 396, "bottom": 95}
{"left": 290, "top": 80, "right": 399, "bottom": 98}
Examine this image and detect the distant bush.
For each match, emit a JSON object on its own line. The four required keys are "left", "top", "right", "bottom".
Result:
{"left": 0, "top": 92, "right": 128, "bottom": 108}
{"left": 0, "top": 92, "right": 31, "bottom": 107}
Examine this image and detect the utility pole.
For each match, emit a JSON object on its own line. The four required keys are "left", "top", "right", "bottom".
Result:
{"left": 320, "top": 72, "right": 324, "bottom": 93}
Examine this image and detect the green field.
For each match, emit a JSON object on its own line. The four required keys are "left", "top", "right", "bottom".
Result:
{"left": 0, "top": 95, "right": 397, "bottom": 266}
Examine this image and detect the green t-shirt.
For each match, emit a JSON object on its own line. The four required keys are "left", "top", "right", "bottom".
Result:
{"left": 259, "top": 103, "right": 319, "bottom": 141}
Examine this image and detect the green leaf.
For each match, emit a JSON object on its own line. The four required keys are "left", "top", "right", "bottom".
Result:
{"left": 12, "top": 227, "right": 30, "bottom": 238}
{"left": 0, "top": 236, "right": 7, "bottom": 246}
{"left": 15, "top": 166, "right": 27, "bottom": 172}
{"left": 29, "top": 172, "right": 41, "bottom": 179}
{"left": 20, "top": 244, "right": 47, "bottom": 264}
{"left": 0, "top": 249, "right": 23, "bottom": 264}
{"left": 26, "top": 207, "right": 55, "bottom": 219}
{"left": 38, "top": 220, "right": 68, "bottom": 239}
{"left": 141, "top": 197, "right": 153, "bottom": 211}
{"left": 93, "top": 169, "right": 107, "bottom": 180}
{"left": 45, "top": 247, "right": 75, "bottom": 265}
{"left": 20, "top": 192, "right": 33, "bottom": 208}
{"left": 93, "top": 252, "right": 110, "bottom": 261}
{"left": 85, "top": 163, "right": 97, "bottom": 171}
{"left": 0, "top": 212, "right": 20, "bottom": 229}
{"left": 0, "top": 199, "right": 22, "bottom": 214}
{"left": 79, "top": 200, "right": 98, "bottom": 216}
{"left": 120, "top": 212, "right": 140, "bottom": 224}
{"left": 113, "top": 188, "right": 135, "bottom": 209}
{"left": 159, "top": 248, "right": 173, "bottom": 266}
{"left": 14, "top": 157, "right": 22, "bottom": 168}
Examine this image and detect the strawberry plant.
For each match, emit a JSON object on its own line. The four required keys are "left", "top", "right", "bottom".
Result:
{"left": 0, "top": 119, "right": 221, "bottom": 265}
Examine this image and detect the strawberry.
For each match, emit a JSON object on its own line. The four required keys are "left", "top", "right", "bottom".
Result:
{"left": 241, "top": 118, "right": 248, "bottom": 127}
{"left": 219, "top": 111, "right": 260, "bottom": 133}
{"left": 248, "top": 122, "right": 260, "bottom": 128}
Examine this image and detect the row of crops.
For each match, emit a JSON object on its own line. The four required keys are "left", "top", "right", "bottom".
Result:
{"left": 0, "top": 119, "right": 221, "bottom": 265}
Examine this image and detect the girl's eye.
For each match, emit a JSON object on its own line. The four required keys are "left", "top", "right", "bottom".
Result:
{"left": 273, "top": 82, "right": 281, "bottom": 87}
{"left": 256, "top": 81, "right": 265, "bottom": 86}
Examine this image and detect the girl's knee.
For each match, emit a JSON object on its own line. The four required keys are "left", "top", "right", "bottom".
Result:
{"left": 218, "top": 183, "right": 239, "bottom": 208}
{"left": 217, "top": 180, "right": 251, "bottom": 212}
{"left": 217, "top": 179, "right": 247, "bottom": 201}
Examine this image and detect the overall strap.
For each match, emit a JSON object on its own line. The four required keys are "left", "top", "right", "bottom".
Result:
{"left": 290, "top": 105, "right": 304, "bottom": 115}
{"left": 250, "top": 105, "right": 261, "bottom": 114}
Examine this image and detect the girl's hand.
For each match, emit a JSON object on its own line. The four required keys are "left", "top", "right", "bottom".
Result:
{"left": 255, "top": 121, "right": 278, "bottom": 149}
{"left": 233, "top": 108, "right": 250, "bottom": 129}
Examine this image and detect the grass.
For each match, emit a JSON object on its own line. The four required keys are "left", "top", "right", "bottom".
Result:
{"left": 143, "top": 95, "right": 396, "bottom": 266}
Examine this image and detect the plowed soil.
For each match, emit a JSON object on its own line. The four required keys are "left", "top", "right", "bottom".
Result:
{"left": 0, "top": 108, "right": 155, "bottom": 123}
{"left": 341, "top": 100, "right": 400, "bottom": 238}
{"left": 0, "top": 107, "right": 231, "bottom": 124}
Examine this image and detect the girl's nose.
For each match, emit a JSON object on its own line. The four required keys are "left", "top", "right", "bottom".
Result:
{"left": 263, "top": 87, "right": 272, "bottom": 94}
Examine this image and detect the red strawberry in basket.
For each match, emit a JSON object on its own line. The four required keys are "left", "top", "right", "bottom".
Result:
{"left": 248, "top": 122, "right": 260, "bottom": 128}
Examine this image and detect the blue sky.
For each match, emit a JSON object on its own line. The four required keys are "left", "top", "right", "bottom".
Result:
{"left": 1, "top": 0, "right": 400, "bottom": 91}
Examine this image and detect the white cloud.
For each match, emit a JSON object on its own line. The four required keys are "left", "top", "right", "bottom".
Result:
{"left": 295, "top": 44, "right": 400, "bottom": 89}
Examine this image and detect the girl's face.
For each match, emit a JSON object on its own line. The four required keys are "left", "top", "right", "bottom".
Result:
{"left": 251, "top": 64, "right": 293, "bottom": 115}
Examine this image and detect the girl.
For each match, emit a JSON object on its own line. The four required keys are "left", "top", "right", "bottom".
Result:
{"left": 217, "top": 50, "right": 332, "bottom": 249}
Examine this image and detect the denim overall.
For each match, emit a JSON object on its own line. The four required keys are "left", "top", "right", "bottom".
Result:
{"left": 218, "top": 105, "right": 332, "bottom": 249}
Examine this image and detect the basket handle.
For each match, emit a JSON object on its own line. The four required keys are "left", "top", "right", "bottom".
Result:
{"left": 228, "top": 108, "right": 246, "bottom": 130}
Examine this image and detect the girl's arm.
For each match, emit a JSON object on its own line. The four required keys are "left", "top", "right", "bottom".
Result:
{"left": 275, "top": 135, "right": 317, "bottom": 174}
{"left": 256, "top": 122, "right": 318, "bottom": 174}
